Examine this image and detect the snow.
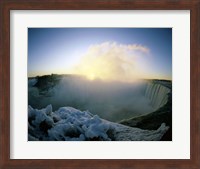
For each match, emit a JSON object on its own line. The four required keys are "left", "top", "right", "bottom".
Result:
{"left": 111, "top": 122, "right": 169, "bottom": 141}
{"left": 28, "top": 105, "right": 169, "bottom": 141}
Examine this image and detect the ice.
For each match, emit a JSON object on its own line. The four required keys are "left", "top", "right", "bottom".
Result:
{"left": 28, "top": 105, "right": 169, "bottom": 141}
{"left": 82, "top": 115, "right": 110, "bottom": 140}
{"left": 32, "top": 108, "right": 54, "bottom": 129}
{"left": 111, "top": 122, "right": 169, "bottom": 141}
{"left": 28, "top": 134, "right": 39, "bottom": 141}
{"left": 45, "top": 104, "right": 52, "bottom": 115}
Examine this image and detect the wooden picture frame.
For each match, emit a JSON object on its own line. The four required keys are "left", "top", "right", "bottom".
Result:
{"left": 0, "top": 0, "right": 199, "bottom": 169}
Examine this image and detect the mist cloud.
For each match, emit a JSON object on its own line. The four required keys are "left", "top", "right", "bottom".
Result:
{"left": 28, "top": 77, "right": 155, "bottom": 122}
{"left": 69, "top": 42, "right": 150, "bottom": 82}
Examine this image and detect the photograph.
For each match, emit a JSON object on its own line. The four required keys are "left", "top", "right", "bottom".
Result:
{"left": 28, "top": 28, "right": 172, "bottom": 141}
{"left": 1, "top": 0, "right": 199, "bottom": 168}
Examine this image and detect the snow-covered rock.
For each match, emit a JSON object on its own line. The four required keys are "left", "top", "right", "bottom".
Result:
{"left": 28, "top": 105, "right": 169, "bottom": 141}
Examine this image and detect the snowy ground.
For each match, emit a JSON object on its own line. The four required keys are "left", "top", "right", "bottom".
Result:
{"left": 28, "top": 105, "right": 169, "bottom": 141}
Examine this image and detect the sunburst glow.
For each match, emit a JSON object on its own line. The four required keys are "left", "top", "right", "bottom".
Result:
{"left": 67, "top": 42, "right": 149, "bottom": 82}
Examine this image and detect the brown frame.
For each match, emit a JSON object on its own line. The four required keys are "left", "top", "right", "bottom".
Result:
{"left": 0, "top": 0, "right": 200, "bottom": 169}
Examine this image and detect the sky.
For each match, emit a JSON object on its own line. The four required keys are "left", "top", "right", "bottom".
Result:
{"left": 28, "top": 28, "right": 172, "bottom": 81}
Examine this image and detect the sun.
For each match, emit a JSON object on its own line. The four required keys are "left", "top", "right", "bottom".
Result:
{"left": 87, "top": 73, "right": 96, "bottom": 80}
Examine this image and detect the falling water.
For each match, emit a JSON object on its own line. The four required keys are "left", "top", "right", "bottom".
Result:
{"left": 145, "top": 83, "right": 170, "bottom": 110}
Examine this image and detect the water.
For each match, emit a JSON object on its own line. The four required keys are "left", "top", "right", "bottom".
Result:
{"left": 28, "top": 76, "right": 171, "bottom": 122}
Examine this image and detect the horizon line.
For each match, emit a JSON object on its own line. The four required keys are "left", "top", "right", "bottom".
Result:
{"left": 28, "top": 73, "right": 172, "bottom": 81}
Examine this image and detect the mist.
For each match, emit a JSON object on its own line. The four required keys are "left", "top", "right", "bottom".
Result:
{"left": 66, "top": 41, "right": 150, "bottom": 82}
{"left": 28, "top": 76, "right": 160, "bottom": 122}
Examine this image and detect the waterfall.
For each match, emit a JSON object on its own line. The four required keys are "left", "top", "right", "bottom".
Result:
{"left": 145, "top": 82, "right": 171, "bottom": 110}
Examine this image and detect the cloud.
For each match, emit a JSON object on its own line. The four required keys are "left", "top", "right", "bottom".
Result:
{"left": 69, "top": 42, "right": 150, "bottom": 82}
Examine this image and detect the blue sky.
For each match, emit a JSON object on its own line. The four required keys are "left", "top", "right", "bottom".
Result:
{"left": 28, "top": 28, "right": 172, "bottom": 80}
